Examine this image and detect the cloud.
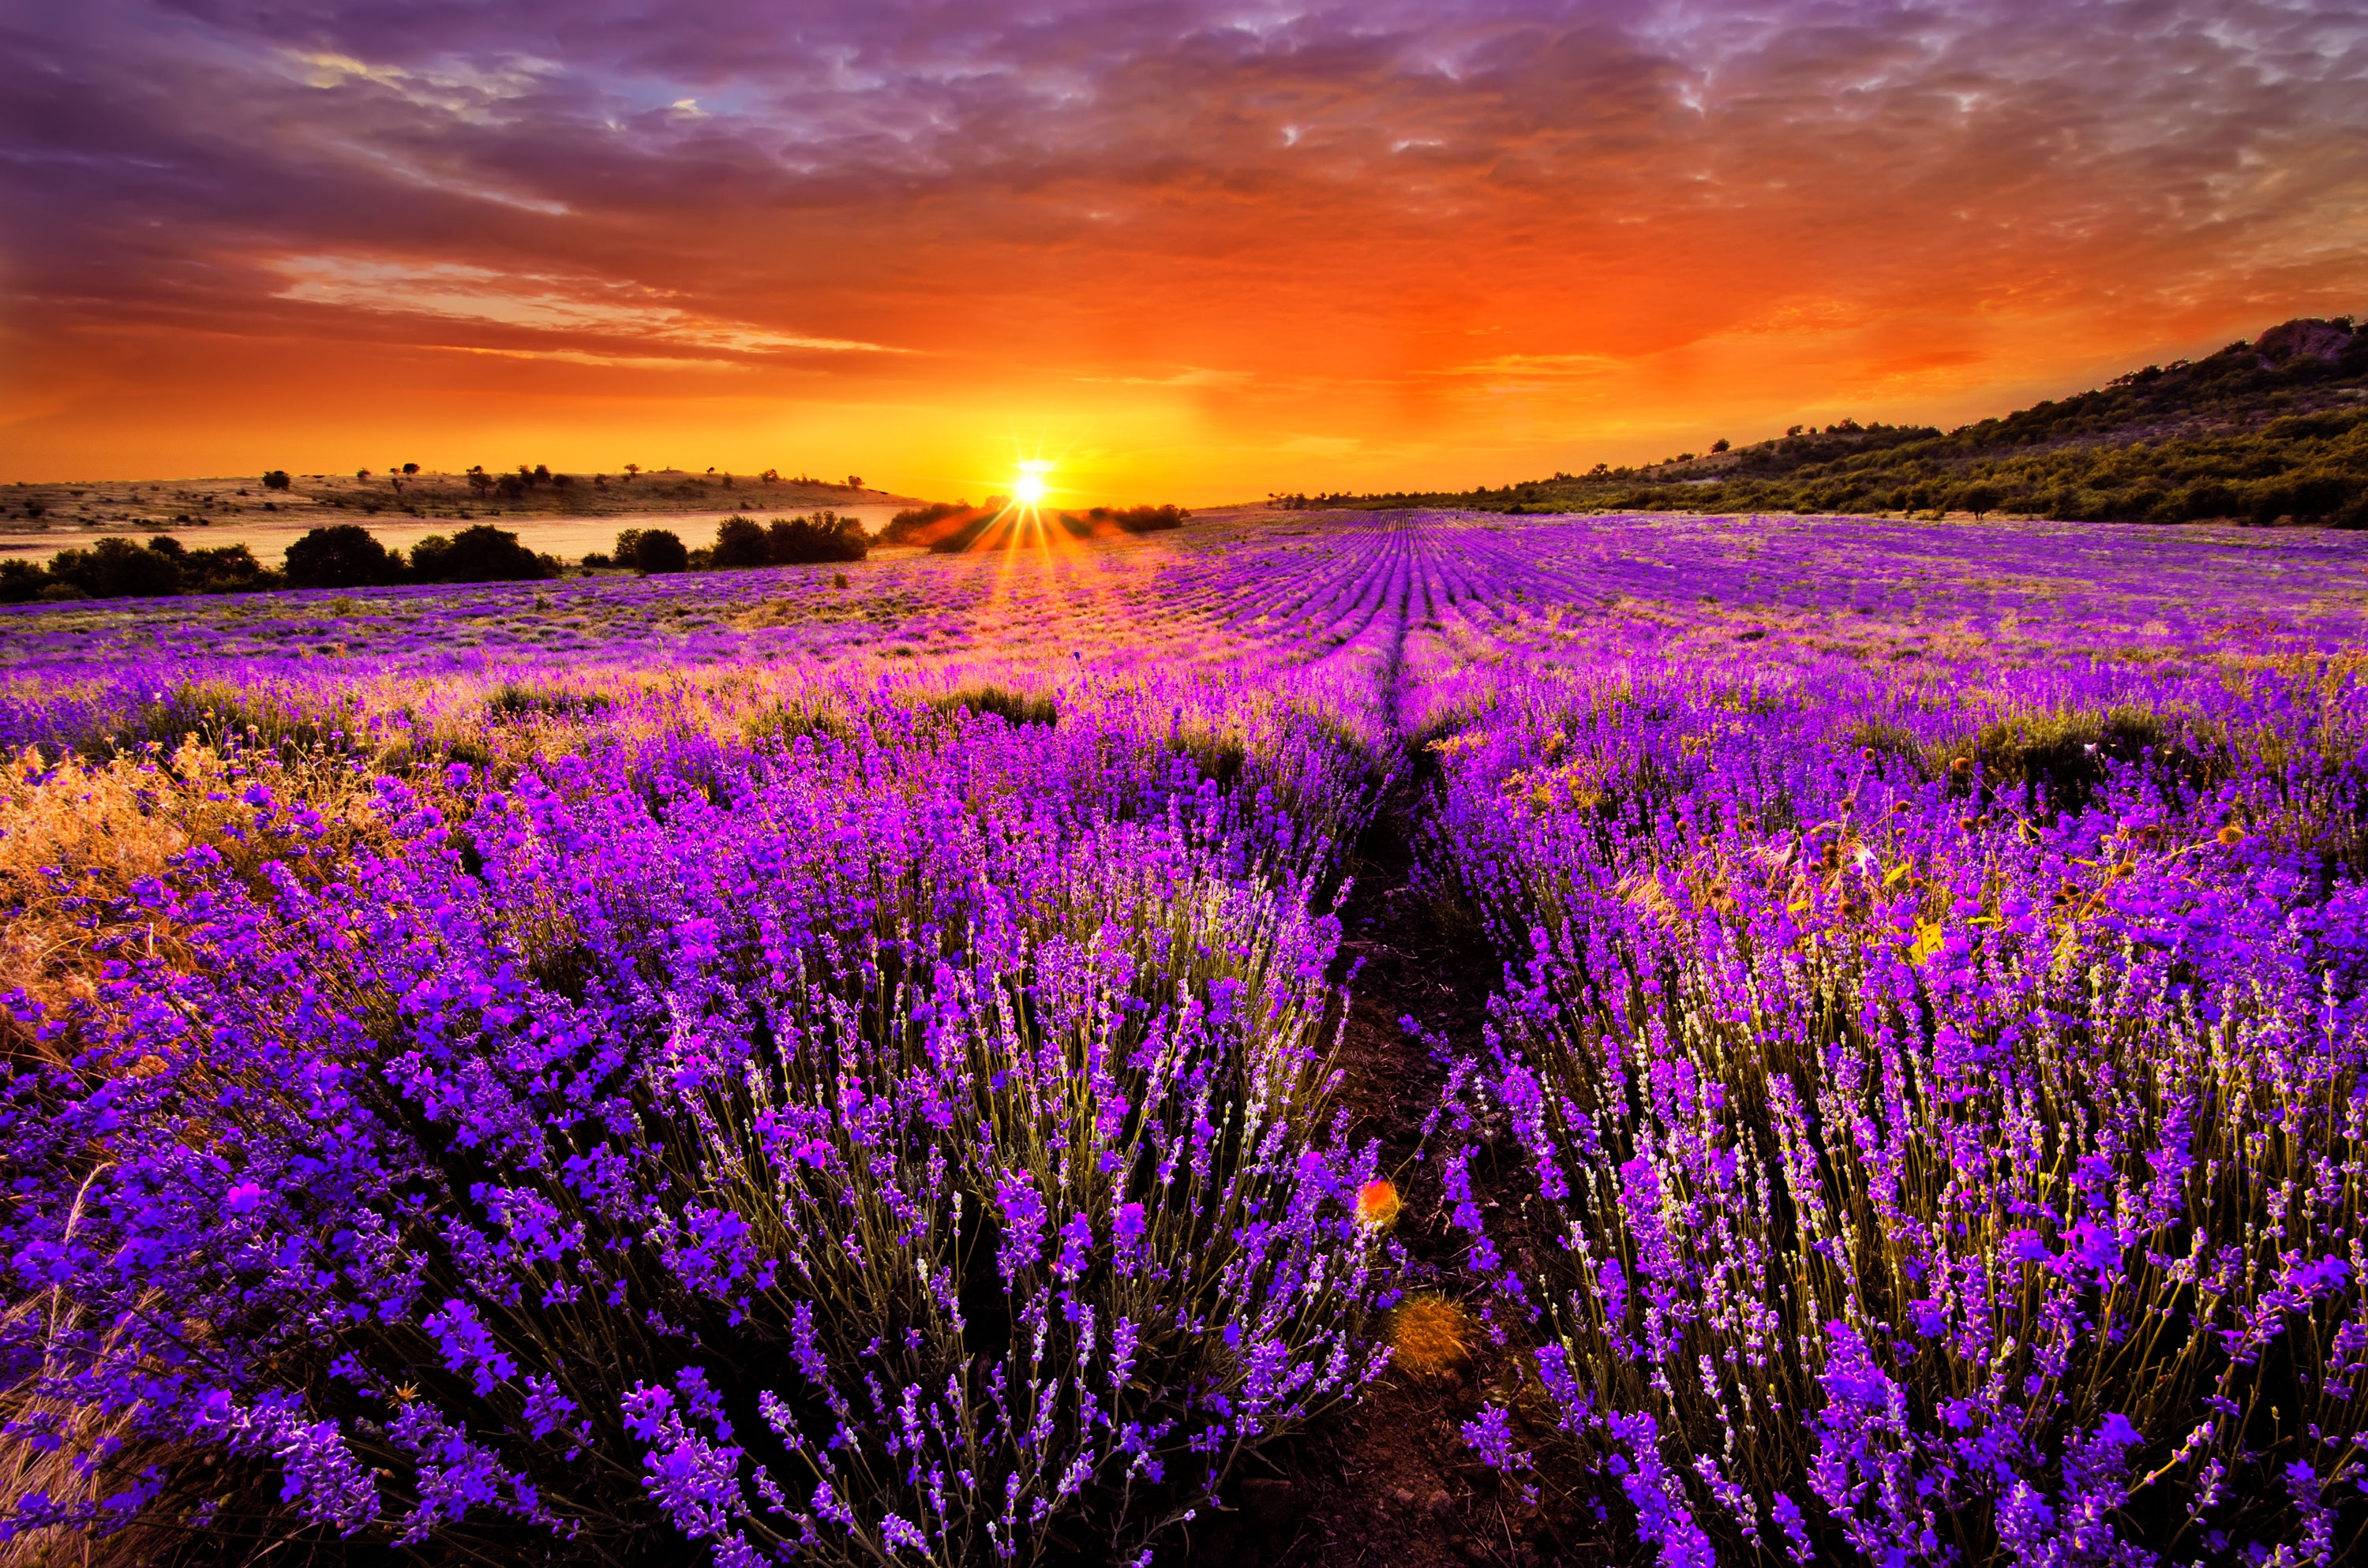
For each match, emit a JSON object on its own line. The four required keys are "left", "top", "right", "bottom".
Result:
{"left": 1432, "top": 354, "right": 1621, "bottom": 380}
{"left": 1077, "top": 366, "right": 1253, "bottom": 387}
{"left": 281, "top": 48, "right": 560, "bottom": 125}
{"left": 271, "top": 256, "right": 904, "bottom": 354}
{"left": 425, "top": 343, "right": 750, "bottom": 371}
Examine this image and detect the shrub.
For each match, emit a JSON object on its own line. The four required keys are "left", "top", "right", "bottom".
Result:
{"left": 1, "top": 702, "right": 1391, "bottom": 1564}
{"left": 878, "top": 502, "right": 973, "bottom": 546}
{"left": 762, "top": 512, "right": 867, "bottom": 564}
{"left": 1088, "top": 504, "right": 1190, "bottom": 533}
{"left": 0, "top": 559, "right": 45, "bottom": 603}
{"left": 411, "top": 525, "right": 555, "bottom": 584}
{"left": 710, "top": 515, "right": 773, "bottom": 569}
{"left": 1426, "top": 679, "right": 2368, "bottom": 1562}
{"left": 628, "top": 529, "right": 689, "bottom": 574}
{"left": 286, "top": 524, "right": 407, "bottom": 589}
{"left": 46, "top": 537, "right": 182, "bottom": 598}
{"left": 182, "top": 543, "right": 279, "bottom": 594}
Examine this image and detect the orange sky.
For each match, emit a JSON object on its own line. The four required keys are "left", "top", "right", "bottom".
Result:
{"left": 3, "top": 2, "right": 2365, "bottom": 505}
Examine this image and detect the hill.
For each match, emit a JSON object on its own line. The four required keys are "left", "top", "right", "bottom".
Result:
{"left": 1280, "top": 316, "right": 2368, "bottom": 526}
{"left": 4, "top": 466, "right": 920, "bottom": 533}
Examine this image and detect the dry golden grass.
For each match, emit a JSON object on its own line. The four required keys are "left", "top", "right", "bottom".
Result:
{"left": 1, "top": 743, "right": 222, "bottom": 1053}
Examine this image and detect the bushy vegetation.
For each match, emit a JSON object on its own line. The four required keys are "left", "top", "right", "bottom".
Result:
{"left": 1, "top": 535, "right": 279, "bottom": 601}
{"left": 1, "top": 524, "right": 556, "bottom": 602}
{"left": 283, "top": 522, "right": 407, "bottom": 589}
{"left": 878, "top": 500, "right": 975, "bottom": 546}
{"left": 706, "top": 511, "right": 869, "bottom": 567}
{"left": 409, "top": 524, "right": 557, "bottom": 585}
{"left": 1296, "top": 316, "right": 2368, "bottom": 525}
{"left": 586, "top": 515, "right": 868, "bottom": 575}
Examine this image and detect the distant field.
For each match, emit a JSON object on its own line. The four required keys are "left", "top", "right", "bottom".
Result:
{"left": 6, "top": 509, "right": 2367, "bottom": 1566}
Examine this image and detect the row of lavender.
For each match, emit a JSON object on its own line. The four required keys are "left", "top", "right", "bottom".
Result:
{"left": 1420, "top": 652, "right": 2368, "bottom": 1562}
{"left": 0, "top": 676, "right": 1396, "bottom": 1565}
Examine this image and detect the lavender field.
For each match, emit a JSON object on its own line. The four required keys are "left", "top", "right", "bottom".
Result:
{"left": 6, "top": 511, "right": 2368, "bottom": 1566}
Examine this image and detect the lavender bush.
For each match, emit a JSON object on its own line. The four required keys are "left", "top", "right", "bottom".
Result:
{"left": 1424, "top": 666, "right": 2368, "bottom": 1562}
{"left": 2, "top": 689, "right": 1392, "bottom": 1564}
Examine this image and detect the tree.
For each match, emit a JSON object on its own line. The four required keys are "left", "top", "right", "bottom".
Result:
{"left": 286, "top": 524, "right": 407, "bottom": 589}
{"left": 402, "top": 462, "right": 420, "bottom": 476}
{"left": 49, "top": 537, "right": 183, "bottom": 598}
{"left": 623, "top": 464, "right": 641, "bottom": 481}
{"left": 765, "top": 511, "right": 869, "bottom": 563}
{"left": 710, "top": 515, "right": 772, "bottom": 569}
{"left": 1959, "top": 483, "right": 2003, "bottom": 522}
{"left": 261, "top": 470, "right": 291, "bottom": 491}
{"left": 629, "top": 528, "right": 688, "bottom": 574}
{"left": 357, "top": 469, "right": 373, "bottom": 481}
{"left": 1710, "top": 440, "right": 1730, "bottom": 454}
{"left": 0, "top": 559, "right": 47, "bottom": 603}
{"left": 466, "top": 466, "right": 494, "bottom": 495}
{"left": 182, "top": 543, "right": 275, "bottom": 594}
{"left": 847, "top": 475, "right": 863, "bottom": 488}
{"left": 410, "top": 525, "right": 554, "bottom": 583}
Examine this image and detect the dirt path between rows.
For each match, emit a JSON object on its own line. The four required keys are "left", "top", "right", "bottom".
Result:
{"left": 1181, "top": 780, "right": 1618, "bottom": 1568}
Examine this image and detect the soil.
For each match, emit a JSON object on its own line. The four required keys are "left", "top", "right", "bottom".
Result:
{"left": 1175, "top": 783, "right": 1621, "bottom": 1568}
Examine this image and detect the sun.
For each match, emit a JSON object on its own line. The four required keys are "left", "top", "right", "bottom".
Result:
{"left": 1012, "top": 460, "right": 1052, "bottom": 507}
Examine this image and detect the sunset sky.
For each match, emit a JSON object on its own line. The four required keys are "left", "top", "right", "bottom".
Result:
{"left": 3, "top": 2, "right": 2365, "bottom": 504}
